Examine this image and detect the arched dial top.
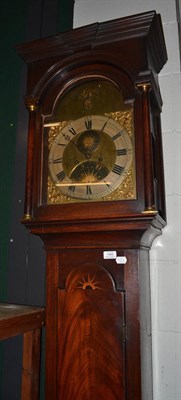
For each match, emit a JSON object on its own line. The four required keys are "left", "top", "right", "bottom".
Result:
{"left": 48, "top": 115, "right": 133, "bottom": 200}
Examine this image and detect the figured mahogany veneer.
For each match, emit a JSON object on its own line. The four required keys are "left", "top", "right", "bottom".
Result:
{"left": 58, "top": 264, "right": 125, "bottom": 399}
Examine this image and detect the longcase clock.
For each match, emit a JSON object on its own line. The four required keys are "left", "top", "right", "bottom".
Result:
{"left": 16, "top": 10, "right": 167, "bottom": 400}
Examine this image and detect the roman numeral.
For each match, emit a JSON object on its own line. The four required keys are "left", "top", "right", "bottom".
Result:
{"left": 85, "top": 118, "right": 92, "bottom": 130}
{"left": 57, "top": 143, "right": 66, "bottom": 147}
{"left": 56, "top": 171, "right": 66, "bottom": 181}
{"left": 86, "top": 185, "right": 92, "bottom": 195}
{"left": 117, "top": 149, "right": 127, "bottom": 156}
{"left": 112, "top": 165, "right": 124, "bottom": 175}
{"left": 69, "top": 127, "right": 77, "bottom": 136}
{"left": 112, "top": 132, "right": 122, "bottom": 141}
{"left": 68, "top": 185, "right": 76, "bottom": 192}
{"left": 104, "top": 181, "right": 110, "bottom": 187}
{"left": 53, "top": 157, "right": 62, "bottom": 164}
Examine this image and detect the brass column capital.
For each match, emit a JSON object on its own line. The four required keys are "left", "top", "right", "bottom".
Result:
{"left": 136, "top": 82, "right": 152, "bottom": 92}
{"left": 24, "top": 96, "right": 39, "bottom": 111}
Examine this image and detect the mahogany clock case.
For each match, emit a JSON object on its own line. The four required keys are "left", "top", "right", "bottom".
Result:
{"left": 16, "top": 10, "right": 167, "bottom": 227}
{"left": 15, "top": 10, "right": 167, "bottom": 400}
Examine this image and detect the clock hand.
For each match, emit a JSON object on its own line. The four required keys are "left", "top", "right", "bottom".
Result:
{"left": 100, "top": 117, "right": 110, "bottom": 133}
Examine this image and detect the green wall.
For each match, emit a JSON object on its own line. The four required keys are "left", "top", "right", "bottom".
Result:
{"left": 0, "top": 1, "right": 26, "bottom": 300}
{"left": 0, "top": 1, "right": 74, "bottom": 397}
{"left": 0, "top": 0, "right": 26, "bottom": 389}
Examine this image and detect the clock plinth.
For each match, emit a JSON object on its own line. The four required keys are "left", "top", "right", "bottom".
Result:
{"left": 17, "top": 10, "right": 167, "bottom": 399}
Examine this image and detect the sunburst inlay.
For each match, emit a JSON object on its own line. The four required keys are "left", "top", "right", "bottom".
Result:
{"left": 77, "top": 274, "right": 101, "bottom": 290}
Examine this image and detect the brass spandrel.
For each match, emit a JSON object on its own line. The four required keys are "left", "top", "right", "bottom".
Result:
{"left": 102, "top": 169, "right": 136, "bottom": 201}
{"left": 47, "top": 121, "right": 68, "bottom": 149}
{"left": 106, "top": 111, "right": 133, "bottom": 138}
{"left": 47, "top": 176, "right": 73, "bottom": 204}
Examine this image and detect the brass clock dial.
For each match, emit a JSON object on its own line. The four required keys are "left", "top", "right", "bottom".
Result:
{"left": 43, "top": 79, "right": 136, "bottom": 204}
{"left": 48, "top": 115, "right": 133, "bottom": 200}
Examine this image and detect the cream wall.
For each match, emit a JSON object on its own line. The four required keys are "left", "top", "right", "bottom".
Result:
{"left": 73, "top": 1, "right": 181, "bottom": 399}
